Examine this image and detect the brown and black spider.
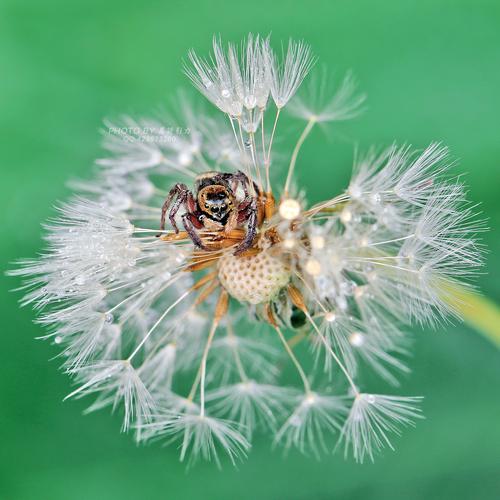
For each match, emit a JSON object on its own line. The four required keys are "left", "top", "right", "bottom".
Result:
{"left": 158, "top": 171, "right": 261, "bottom": 255}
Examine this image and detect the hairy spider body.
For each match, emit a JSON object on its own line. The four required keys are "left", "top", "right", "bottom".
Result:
{"left": 159, "top": 171, "right": 263, "bottom": 255}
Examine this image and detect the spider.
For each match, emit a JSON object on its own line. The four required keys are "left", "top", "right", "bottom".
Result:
{"left": 159, "top": 171, "right": 263, "bottom": 255}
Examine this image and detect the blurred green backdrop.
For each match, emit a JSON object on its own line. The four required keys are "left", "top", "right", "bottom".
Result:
{"left": 1, "top": 0, "right": 499, "bottom": 499}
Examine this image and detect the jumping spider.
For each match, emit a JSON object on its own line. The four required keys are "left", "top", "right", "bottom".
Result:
{"left": 159, "top": 171, "right": 261, "bottom": 255}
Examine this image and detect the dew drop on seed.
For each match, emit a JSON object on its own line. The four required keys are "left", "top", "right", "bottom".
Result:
{"left": 75, "top": 275, "right": 86, "bottom": 286}
{"left": 244, "top": 95, "right": 256, "bottom": 108}
{"left": 325, "top": 311, "right": 336, "bottom": 322}
{"left": 104, "top": 312, "right": 114, "bottom": 323}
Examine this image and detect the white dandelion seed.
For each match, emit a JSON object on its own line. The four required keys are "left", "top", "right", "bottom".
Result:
{"left": 9, "top": 34, "right": 484, "bottom": 465}
{"left": 274, "top": 392, "right": 348, "bottom": 458}
{"left": 269, "top": 38, "right": 315, "bottom": 109}
{"left": 288, "top": 69, "right": 366, "bottom": 123}
{"left": 156, "top": 413, "right": 250, "bottom": 467}
{"left": 66, "top": 360, "right": 155, "bottom": 432}
{"left": 207, "top": 381, "right": 292, "bottom": 438}
{"left": 339, "top": 394, "right": 423, "bottom": 463}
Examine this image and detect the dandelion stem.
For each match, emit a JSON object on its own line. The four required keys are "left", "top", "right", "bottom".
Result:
{"left": 261, "top": 110, "right": 271, "bottom": 194}
{"left": 293, "top": 270, "right": 328, "bottom": 314}
{"left": 304, "top": 194, "right": 350, "bottom": 217}
{"left": 199, "top": 319, "right": 219, "bottom": 416}
{"left": 283, "top": 116, "right": 316, "bottom": 196}
{"left": 105, "top": 287, "right": 144, "bottom": 315}
{"left": 265, "top": 108, "right": 281, "bottom": 192}
{"left": 227, "top": 321, "right": 249, "bottom": 382}
{"left": 237, "top": 118, "right": 257, "bottom": 197}
{"left": 229, "top": 115, "right": 244, "bottom": 155}
{"left": 187, "top": 290, "right": 229, "bottom": 413}
{"left": 249, "top": 131, "right": 264, "bottom": 191}
{"left": 367, "top": 234, "right": 415, "bottom": 247}
{"left": 273, "top": 324, "right": 311, "bottom": 394}
{"left": 303, "top": 310, "right": 359, "bottom": 396}
{"left": 127, "top": 287, "right": 191, "bottom": 361}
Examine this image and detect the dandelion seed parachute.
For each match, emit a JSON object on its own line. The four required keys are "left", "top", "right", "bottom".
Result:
{"left": 10, "top": 33, "right": 483, "bottom": 466}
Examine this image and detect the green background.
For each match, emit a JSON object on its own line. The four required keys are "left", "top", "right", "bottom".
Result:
{"left": 1, "top": 0, "right": 499, "bottom": 499}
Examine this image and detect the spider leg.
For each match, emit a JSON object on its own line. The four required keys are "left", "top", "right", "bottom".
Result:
{"left": 234, "top": 204, "right": 257, "bottom": 255}
{"left": 182, "top": 213, "right": 212, "bottom": 251}
{"left": 159, "top": 183, "right": 190, "bottom": 234}
{"left": 224, "top": 208, "right": 239, "bottom": 234}
{"left": 219, "top": 170, "right": 259, "bottom": 199}
{"left": 232, "top": 170, "right": 255, "bottom": 198}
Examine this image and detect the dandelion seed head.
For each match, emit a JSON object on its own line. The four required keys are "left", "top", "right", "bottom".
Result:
{"left": 9, "top": 34, "right": 484, "bottom": 466}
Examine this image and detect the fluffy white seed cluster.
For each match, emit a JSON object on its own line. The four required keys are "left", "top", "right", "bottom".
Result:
{"left": 186, "top": 34, "right": 314, "bottom": 133}
{"left": 10, "top": 34, "right": 483, "bottom": 466}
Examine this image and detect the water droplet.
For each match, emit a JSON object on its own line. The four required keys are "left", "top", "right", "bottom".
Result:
{"left": 221, "top": 89, "right": 231, "bottom": 98}
{"left": 340, "top": 208, "right": 352, "bottom": 224}
{"left": 349, "top": 332, "right": 365, "bottom": 347}
{"left": 178, "top": 151, "right": 192, "bottom": 167}
{"left": 349, "top": 184, "right": 362, "bottom": 199}
{"left": 244, "top": 94, "right": 256, "bottom": 109}
{"left": 104, "top": 312, "right": 114, "bottom": 323}
{"left": 310, "top": 235, "right": 325, "bottom": 250}
{"left": 325, "top": 311, "right": 336, "bottom": 322}
{"left": 305, "top": 258, "right": 321, "bottom": 276}
{"left": 75, "top": 275, "right": 86, "bottom": 286}
{"left": 279, "top": 198, "right": 301, "bottom": 220}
